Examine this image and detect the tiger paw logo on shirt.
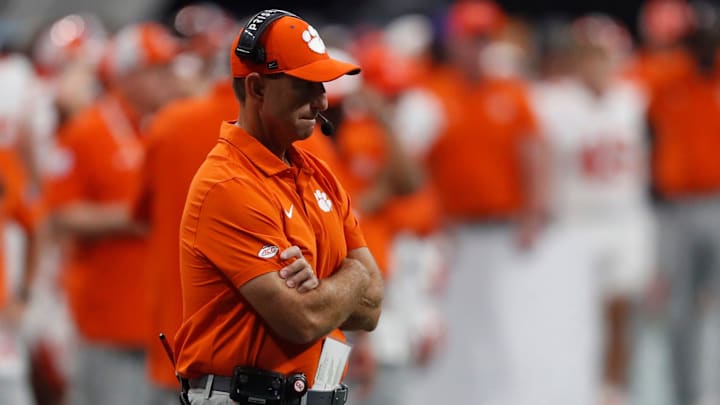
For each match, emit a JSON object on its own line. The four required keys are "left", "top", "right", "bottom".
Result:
{"left": 314, "top": 189, "right": 332, "bottom": 212}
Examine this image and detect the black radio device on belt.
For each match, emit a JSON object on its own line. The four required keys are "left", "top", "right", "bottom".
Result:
{"left": 230, "top": 366, "right": 308, "bottom": 404}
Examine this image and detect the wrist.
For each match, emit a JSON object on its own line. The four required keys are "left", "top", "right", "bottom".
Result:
{"left": 340, "top": 258, "right": 371, "bottom": 290}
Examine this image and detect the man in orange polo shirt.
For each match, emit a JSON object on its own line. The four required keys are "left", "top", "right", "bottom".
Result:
{"left": 173, "top": 10, "right": 383, "bottom": 405}
{"left": 649, "top": 12, "right": 720, "bottom": 404}
{"left": 43, "top": 22, "right": 182, "bottom": 405}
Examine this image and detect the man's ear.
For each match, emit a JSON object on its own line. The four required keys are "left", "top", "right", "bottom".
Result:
{"left": 245, "top": 72, "right": 265, "bottom": 101}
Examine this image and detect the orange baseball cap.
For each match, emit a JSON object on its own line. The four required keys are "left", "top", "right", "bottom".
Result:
{"left": 100, "top": 22, "right": 179, "bottom": 80}
{"left": 230, "top": 13, "right": 360, "bottom": 82}
{"left": 640, "top": 0, "right": 695, "bottom": 46}
{"left": 353, "top": 31, "right": 422, "bottom": 97}
{"left": 446, "top": 0, "right": 506, "bottom": 39}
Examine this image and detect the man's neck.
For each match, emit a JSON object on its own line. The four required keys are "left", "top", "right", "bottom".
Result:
{"left": 236, "top": 114, "right": 290, "bottom": 165}
{"left": 115, "top": 87, "right": 153, "bottom": 123}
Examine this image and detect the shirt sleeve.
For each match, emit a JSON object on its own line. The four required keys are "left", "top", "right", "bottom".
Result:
{"left": 191, "top": 178, "right": 292, "bottom": 288}
{"left": 0, "top": 151, "right": 38, "bottom": 232}
{"left": 131, "top": 125, "right": 162, "bottom": 223}
{"left": 6, "top": 186, "right": 39, "bottom": 233}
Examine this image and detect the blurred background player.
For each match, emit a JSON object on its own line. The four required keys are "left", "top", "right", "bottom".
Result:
{"left": 41, "top": 22, "right": 183, "bottom": 405}
{"left": 21, "top": 14, "right": 109, "bottom": 404}
{"left": 529, "top": 14, "right": 655, "bottom": 405}
{"left": 392, "top": 1, "right": 545, "bottom": 403}
{"left": 0, "top": 141, "right": 38, "bottom": 405}
{"left": 131, "top": 11, "right": 237, "bottom": 404}
{"left": 171, "top": 3, "right": 237, "bottom": 97}
{"left": 24, "top": 13, "right": 109, "bottom": 189}
{"left": 0, "top": 26, "right": 52, "bottom": 405}
{"left": 0, "top": 82, "right": 42, "bottom": 405}
{"left": 647, "top": 2, "right": 720, "bottom": 404}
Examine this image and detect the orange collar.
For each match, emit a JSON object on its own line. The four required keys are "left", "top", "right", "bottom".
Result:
{"left": 218, "top": 121, "right": 310, "bottom": 177}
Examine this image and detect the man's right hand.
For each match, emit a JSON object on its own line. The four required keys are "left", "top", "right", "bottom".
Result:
{"left": 279, "top": 246, "right": 320, "bottom": 293}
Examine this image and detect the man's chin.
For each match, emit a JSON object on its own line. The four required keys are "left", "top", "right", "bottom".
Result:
{"left": 296, "top": 122, "right": 316, "bottom": 140}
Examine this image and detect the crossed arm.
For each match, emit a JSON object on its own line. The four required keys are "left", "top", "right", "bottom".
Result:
{"left": 240, "top": 246, "right": 384, "bottom": 345}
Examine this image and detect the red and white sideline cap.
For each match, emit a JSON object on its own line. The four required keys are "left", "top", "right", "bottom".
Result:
{"left": 446, "top": 0, "right": 506, "bottom": 39}
{"left": 33, "top": 13, "right": 108, "bottom": 71}
{"left": 99, "top": 22, "right": 179, "bottom": 80}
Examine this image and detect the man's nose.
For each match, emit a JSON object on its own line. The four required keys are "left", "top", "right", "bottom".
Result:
{"left": 310, "top": 85, "right": 328, "bottom": 112}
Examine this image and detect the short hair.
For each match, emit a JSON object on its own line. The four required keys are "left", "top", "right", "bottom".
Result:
{"left": 233, "top": 74, "right": 289, "bottom": 104}
{"left": 232, "top": 77, "right": 246, "bottom": 104}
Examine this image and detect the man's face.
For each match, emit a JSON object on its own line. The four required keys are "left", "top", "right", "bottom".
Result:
{"left": 574, "top": 46, "right": 612, "bottom": 88}
{"left": 448, "top": 34, "right": 490, "bottom": 79}
{"left": 259, "top": 74, "right": 328, "bottom": 143}
{"left": 124, "top": 63, "right": 185, "bottom": 113}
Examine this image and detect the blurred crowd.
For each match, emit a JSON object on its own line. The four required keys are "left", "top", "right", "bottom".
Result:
{"left": 0, "top": 0, "right": 720, "bottom": 404}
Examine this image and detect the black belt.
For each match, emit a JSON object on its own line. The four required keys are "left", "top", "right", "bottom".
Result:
{"left": 188, "top": 375, "right": 349, "bottom": 405}
{"left": 188, "top": 375, "right": 234, "bottom": 392}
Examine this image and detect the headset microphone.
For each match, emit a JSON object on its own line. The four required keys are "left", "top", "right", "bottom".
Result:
{"left": 317, "top": 113, "right": 335, "bottom": 136}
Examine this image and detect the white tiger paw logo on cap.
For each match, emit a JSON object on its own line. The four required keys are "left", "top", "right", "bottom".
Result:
{"left": 314, "top": 189, "right": 332, "bottom": 212}
{"left": 302, "top": 26, "right": 326, "bottom": 54}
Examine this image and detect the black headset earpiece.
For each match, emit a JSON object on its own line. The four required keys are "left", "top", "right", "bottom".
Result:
{"left": 235, "top": 9, "right": 300, "bottom": 65}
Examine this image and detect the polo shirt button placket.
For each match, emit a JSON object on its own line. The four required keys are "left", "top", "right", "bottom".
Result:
{"left": 295, "top": 169, "right": 314, "bottom": 215}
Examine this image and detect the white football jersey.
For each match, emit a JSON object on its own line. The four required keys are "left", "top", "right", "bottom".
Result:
{"left": 531, "top": 78, "right": 650, "bottom": 219}
{"left": 0, "top": 55, "right": 37, "bottom": 147}
{"left": 0, "top": 54, "right": 59, "bottom": 174}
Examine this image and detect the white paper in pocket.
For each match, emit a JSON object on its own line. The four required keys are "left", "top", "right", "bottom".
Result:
{"left": 312, "top": 337, "right": 352, "bottom": 390}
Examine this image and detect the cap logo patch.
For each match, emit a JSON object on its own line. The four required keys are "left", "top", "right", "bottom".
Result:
{"left": 301, "top": 25, "right": 326, "bottom": 54}
{"left": 258, "top": 245, "right": 279, "bottom": 259}
{"left": 267, "top": 60, "right": 279, "bottom": 69}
